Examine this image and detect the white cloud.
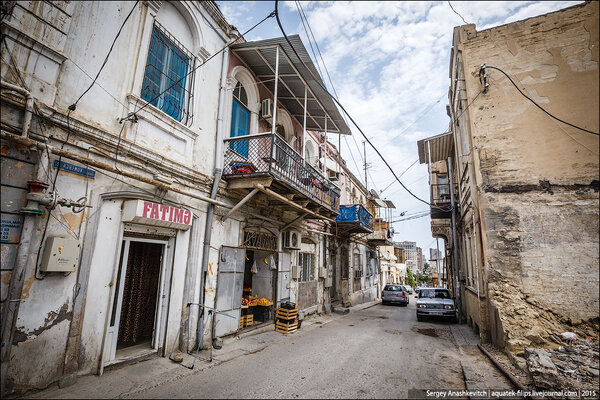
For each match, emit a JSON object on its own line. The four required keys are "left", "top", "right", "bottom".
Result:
{"left": 218, "top": 0, "right": 584, "bottom": 251}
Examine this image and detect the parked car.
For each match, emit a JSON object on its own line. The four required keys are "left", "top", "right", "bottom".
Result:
{"left": 381, "top": 284, "right": 409, "bottom": 306}
{"left": 416, "top": 288, "right": 456, "bottom": 322}
{"left": 402, "top": 285, "right": 413, "bottom": 295}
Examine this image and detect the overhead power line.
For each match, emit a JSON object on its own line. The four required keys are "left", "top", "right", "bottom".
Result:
{"left": 274, "top": 1, "right": 441, "bottom": 209}
{"left": 129, "top": 10, "right": 276, "bottom": 120}
{"left": 447, "top": 1, "right": 470, "bottom": 25}
{"left": 483, "top": 65, "right": 599, "bottom": 136}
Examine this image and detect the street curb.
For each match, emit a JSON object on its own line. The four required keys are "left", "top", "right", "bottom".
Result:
{"left": 477, "top": 344, "right": 529, "bottom": 395}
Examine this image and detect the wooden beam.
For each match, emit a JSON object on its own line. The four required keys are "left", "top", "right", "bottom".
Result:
{"left": 227, "top": 176, "right": 273, "bottom": 190}
{"left": 253, "top": 184, "right": 335, "bottom": 223}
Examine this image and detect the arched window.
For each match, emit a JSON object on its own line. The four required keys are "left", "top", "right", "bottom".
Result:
{"left": 305, "top": 140, "right": 316, "bottom": 166}
{"left": 230, "top": 81, "right": 250, "bottom": 157}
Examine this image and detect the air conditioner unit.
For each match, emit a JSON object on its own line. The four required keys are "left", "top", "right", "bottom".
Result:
{"left": 291, "top": 264, "right": 301, "bottom": 280}
{"left": 327, "top": 170, "right": 340, "bottom": 181}
{"left": 282, "top": 230, "right": 301, "bottom": 250}
{"left": 261, "top": 98, "right": 272, "bottom": 119}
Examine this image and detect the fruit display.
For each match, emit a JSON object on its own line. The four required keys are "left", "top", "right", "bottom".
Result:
{"left": 256, "top": 297, "right": 273, "bottom": 306}
{"left": 243, "top": 284, "right": 251, "bottom": 293}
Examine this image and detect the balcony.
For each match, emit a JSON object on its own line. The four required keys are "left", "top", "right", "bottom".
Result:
{"left": 430, "top": 183, "right": 452, "bottom": 219}
{"left": 223, "top": 133, "right": 340, "bottom": 218}
{"left": 367, "top": 218, "right": 393, "bottom": 246}
{"left": 335, "top": 204, "right": 373, "bottom": 234}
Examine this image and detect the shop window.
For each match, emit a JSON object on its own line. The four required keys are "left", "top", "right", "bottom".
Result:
{"left": 299, "top": 252, "right": 315, "bottom": 282}
{"left": 141, "top": 23, "right": 194, "bottom": 124}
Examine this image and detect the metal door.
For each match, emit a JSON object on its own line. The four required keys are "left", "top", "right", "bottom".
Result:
{"left": 214, "top": 246, "right": 245, "bottom": 337}
{"left": 277, "top": 252, "right": 291, "bottom": 306}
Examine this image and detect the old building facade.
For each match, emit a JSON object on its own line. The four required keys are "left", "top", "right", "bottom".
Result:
{"left": 0, "top": 1, "right": 395, "bottom": 393}
{"left": 418, "top": 1, "right": 599, "bottom": 357}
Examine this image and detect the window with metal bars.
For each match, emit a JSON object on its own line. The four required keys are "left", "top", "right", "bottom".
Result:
{"left": 141, "top": 23, "right": 194, "bottom": 124}
{"left": 298, "top": 252, "right": 315, "bottom": 282}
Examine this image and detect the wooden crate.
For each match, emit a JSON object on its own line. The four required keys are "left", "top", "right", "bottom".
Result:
{"left": 239, "top": 314, "right": 254, "bottom": 329}
{"left": 276, "top": 307, "right": 298, "bottom": 321}
{"left": 275, "top": 320, "right": 298, "bottom": 334}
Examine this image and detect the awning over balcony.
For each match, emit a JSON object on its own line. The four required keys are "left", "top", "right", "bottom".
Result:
{"left": 417, "top": 132, "right": 453, "bottom": 164}
{"left": 230, "top": 35, "right": 351, "bottom": 135}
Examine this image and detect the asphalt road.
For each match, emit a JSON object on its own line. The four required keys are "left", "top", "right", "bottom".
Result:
{"left": 134, "top": 299, "right": 497, "bottom": 399}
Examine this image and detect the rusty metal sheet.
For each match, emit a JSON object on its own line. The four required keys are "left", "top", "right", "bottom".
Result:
{"left": 0, "top": 139, "right": 37, "bottom": 163}
{"left": 0, "top": 213, "right": 23, "bottom": 244}
{"left": 1, "top": 270, "right": 13, "bottom": 302}
{"left": 1, "top": 243, "right": 18, "bottom": 271}
{"left": 1, "top": 186, "right": 27, "bottom": 213}
{"left": 1, "top": 157, "right": 36, "bottom": 188}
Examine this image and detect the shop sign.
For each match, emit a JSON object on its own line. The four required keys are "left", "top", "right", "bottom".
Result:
{"left": 122, "top": 200, "right": 192, "bottom": 230}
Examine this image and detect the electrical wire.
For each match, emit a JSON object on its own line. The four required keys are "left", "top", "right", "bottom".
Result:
{"left": 485, "top": 65, "right": 599, "bottom": 136}
{"left": 71, "top": 1, "right": 140, "bottom": 108}
{"left": 129, "top": 10, "right": 276, "bottom": 120}
{"left": 447, "top": 1, "right": 469, "bottom": 25}
{"left": 380, "top": 159, "right": 418, "bottom": 194}
{"left": 275, "top": 1, "right": 444, "bottom": 210}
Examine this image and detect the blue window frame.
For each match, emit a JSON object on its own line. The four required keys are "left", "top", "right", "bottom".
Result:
{"left": 141, "top": 26, "right": 190, "bottom": 122}
{"left": 230, "top": 82, "right": 250, "bottom": 157}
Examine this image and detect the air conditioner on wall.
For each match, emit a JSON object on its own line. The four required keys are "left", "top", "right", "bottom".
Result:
{"left": 261, "top": 98, "right": 272, "bottom": 119}
{"left": 281, "top": 230, "right": 301, "bottom": 250}
{"left": 327, "top": 170, "right": 340, "bottom": 181}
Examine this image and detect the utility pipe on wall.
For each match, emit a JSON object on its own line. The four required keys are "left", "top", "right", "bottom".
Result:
{"left": 447, "top": 156, "right": 462, "bottom": 323}
{"left": 196, "top": 40, "right": 233, "bottom": 350}
{"left": 1, "top": 80, "right": 34, "bottom": 137}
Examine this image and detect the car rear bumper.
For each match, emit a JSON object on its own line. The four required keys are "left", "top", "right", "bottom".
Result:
{"left": 383, "top": 296, "right": 408, "bottom": 304}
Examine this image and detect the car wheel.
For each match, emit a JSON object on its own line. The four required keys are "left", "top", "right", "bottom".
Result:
{"left": 417, "top": 314, "right": 423, "bottom": 322}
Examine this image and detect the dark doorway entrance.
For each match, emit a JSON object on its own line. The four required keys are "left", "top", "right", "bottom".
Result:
{"left": 117, "top": 241, "right": 163, "bottom": 349}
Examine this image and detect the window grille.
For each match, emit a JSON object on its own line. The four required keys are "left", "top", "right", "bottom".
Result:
{"left": 141, "top": 22, "right": 195, "bottom": 125}
{"left": 299, "top": 252, "right": 314, "bottom": 282}
{"left": 353, "top": 253, "right": 363, "bottom": 278}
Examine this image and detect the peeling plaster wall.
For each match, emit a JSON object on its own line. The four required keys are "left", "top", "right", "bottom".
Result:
{"left": 454, "top": 2, "right": 599, "bottom": 352}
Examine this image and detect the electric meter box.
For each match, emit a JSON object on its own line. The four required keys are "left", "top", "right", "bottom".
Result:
{"left": 39, "top": 237, "right": 80, "bottom": 273}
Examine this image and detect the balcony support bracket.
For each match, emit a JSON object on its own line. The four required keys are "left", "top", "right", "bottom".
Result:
{"left": 221, "top": 188, "right": 259, "bottom": 221}
{"left": 254, "top": 184, "right": 335, "bottom": 223}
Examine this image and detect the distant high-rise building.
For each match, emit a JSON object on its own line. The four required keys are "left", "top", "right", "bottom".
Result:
{"left": 394, "top": 241, "right": 417, "bottom": 270}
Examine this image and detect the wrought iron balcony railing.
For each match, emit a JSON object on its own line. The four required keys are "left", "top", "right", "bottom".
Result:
{"left": 336, "top": 204, "right": 373, "bottom": 231}
{"left": 223, "top": 133, "right": 340, "bottom": 214}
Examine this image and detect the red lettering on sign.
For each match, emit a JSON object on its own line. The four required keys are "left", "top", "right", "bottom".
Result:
{"left": 143, "top": 201, "right": 152, "bottom": 218}
{"left": 172, "top": 208, "right": 183, "bottom": 223}
{"left": 159, "top": 205, "right": 168, "bottom": 220}
{"left": 183, "top": 210, "right": 191, "bottom": 225}
{"left": 150, "top": 203, "right": 159, "bottom": 219}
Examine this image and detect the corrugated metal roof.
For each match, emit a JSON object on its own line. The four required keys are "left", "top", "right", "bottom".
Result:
{"left": 231, "top": 35, "right": 351, "bottom": 135}
{"left": 417, "top": 132, "right": 453, "bottom": 164}
{"left": 384, "top": 200, "right": 395, "bottom": 209}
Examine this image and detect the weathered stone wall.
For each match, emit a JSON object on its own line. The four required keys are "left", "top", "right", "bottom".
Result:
{"left": 456, "top": 2, "right": 599, "bottom": 352}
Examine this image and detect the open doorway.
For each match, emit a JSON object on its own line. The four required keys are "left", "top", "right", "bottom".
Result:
{"left": 105, "top": 237, "right": 169, "bottom": 364}
{"left": 241, "top": 250, "right": 276, "bottom": 327}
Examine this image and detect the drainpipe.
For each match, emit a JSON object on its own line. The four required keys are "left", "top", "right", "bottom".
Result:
{"left": 1, "top": 80, "right": 34, "bottom": 137}
{"left": 0, "top": 81, "right": 37, "bottom": 395}
{"left": 196, "top": 39, "right": 231, "bottom": 350}
{"left": 0, "top": 180, "right": 48, "bottom": 396}
{"left": 447, "top": 156, "right": 462, "bottom": 323}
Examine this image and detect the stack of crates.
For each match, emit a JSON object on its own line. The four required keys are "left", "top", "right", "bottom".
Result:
{"left": 275, "top": 306, "right": 298, "bottom": 334}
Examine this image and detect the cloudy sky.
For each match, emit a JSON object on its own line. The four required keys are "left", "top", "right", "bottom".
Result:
{"left": 216, "top": 0, "right": 582, "bottom": 258}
